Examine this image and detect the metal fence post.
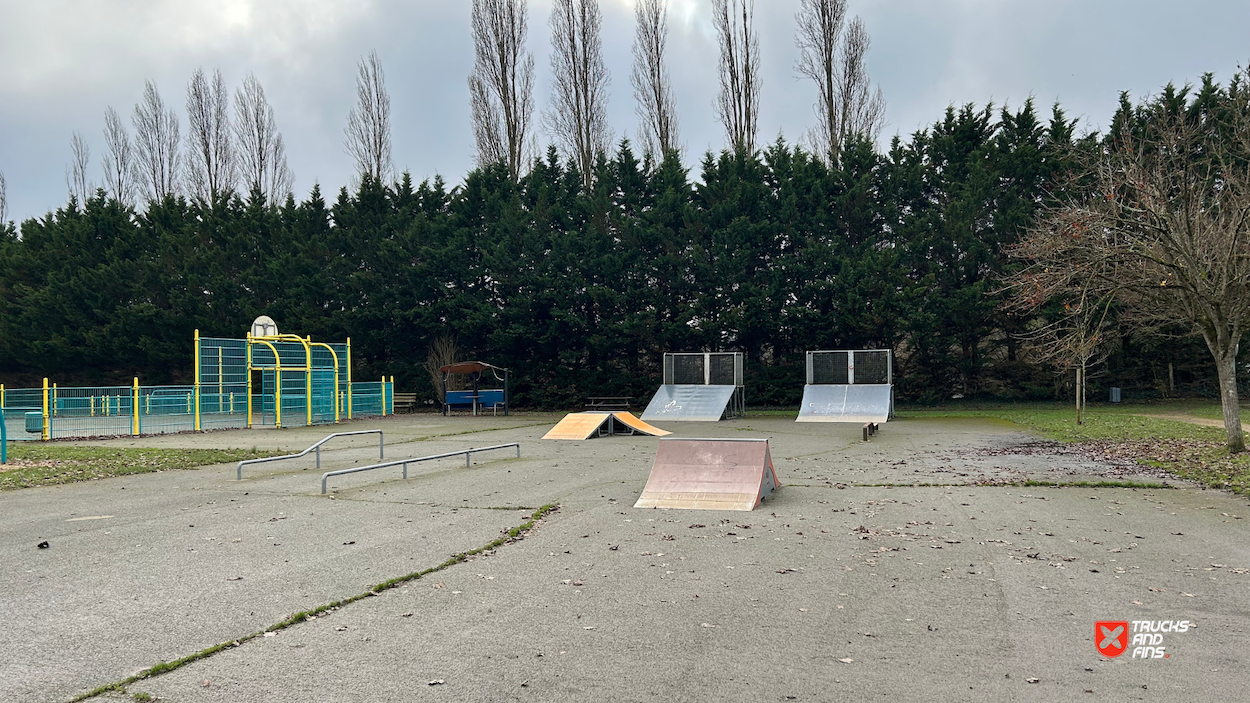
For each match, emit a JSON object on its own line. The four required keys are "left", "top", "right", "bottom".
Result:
{"left": 316, "top": 446, "right": 321, "bottom": 469}
{"left": 41, "top": 378, "right": 49, "bottom": 441}
{"left": 132, "top": 378, "right": 140, "bottom": 436}
{"left": 346, "top": 338, "right": 353, "bottom": 420}
{"left": 194, "top": 329, "right": 202, "bottom": 431}
{"left": 379, "top": 432, "right": 384, "bottom": 459}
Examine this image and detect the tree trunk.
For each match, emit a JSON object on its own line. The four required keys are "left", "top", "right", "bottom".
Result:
{"left": 1075, "top": 365, "right": 1083, "bottom": 425}
{"left": 1215, "top": 349, "right": 1245, "bottom": 452}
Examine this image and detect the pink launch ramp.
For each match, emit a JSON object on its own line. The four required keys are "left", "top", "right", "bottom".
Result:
{"left": 634, "top": 438, "right": 780, "bottom": 511}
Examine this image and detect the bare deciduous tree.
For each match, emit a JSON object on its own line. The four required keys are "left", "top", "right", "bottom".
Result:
{"left": 546, "top": 0, "right": 612, "bottom": 186}
{"left": 132, "top": 80, "right": 182, "bottom": 203}
{"left": 1007, "top": 276, "right": 1118, "bottom": 425}
{"left": 469, "top": 0, "right": 536, "bottom": 180}
{"left": 1006, "top": 89, "right": 1250, "bottom": 451}
{"left": 185, "top": 68, "right": 236, "bottom": 200}
{"left": 66, "top": 131, "right": 93, "bottom": 206}
{"left": 0, "top": 170, "right": 8, "bottom": 226}
{"left": 795, "top": 0, "right": 885, "bottom": 162}
{"left": 631, "top": 0, "right": 679, "bottom": 158}
{"left": 234, "top": 73, "right": 294, "bottom": 202}
{"left": 101, "top": 106, "right": 136, "bottom": 207}
{"left": 345, "top": 50, "right": 394, "bottom": 184}
{"left": 837, "top": 18, "right": 886, "bottom": 142}
{"left": 425, "top": 334, "right": 464, "bottom": 400}
{"left": 712, "top": 0, "right": 759, "bottom": 154}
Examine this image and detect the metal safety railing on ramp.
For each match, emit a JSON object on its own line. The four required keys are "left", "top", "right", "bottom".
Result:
{"left": 320, "top": 443, "right": 521, "bottom": 494}
{"left": 237, "top": 429, "right": 384, "bottom": 480}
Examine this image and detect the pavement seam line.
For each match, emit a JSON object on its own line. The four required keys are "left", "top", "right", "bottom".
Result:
{"left": 785, "top": 480, "right": 1175, "bottom": 489}
{"left": 68, "top": 503, "right": 560, "bottom": 703}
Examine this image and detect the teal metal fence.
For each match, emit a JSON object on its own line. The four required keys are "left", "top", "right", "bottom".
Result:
{"left": 351, "top": 381, "right": 392, "bottom": 417}
{"left": 0, "top": 378, "right": 392, "bottom": 441}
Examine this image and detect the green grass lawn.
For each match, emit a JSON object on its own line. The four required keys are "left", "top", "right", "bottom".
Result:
{"left": 0, "top": 445, "right": 273, "bottom": 491}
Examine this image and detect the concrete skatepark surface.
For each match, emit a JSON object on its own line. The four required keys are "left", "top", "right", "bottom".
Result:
{"left": 1, "top": 414, "right": 1247, "bottom": 702}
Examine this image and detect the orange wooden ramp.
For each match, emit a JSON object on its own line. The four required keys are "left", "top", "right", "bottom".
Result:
{"left": 634, "top": 438, "right": 780, "bottom": 511}
{"left": 542, "top": 412, "right": 671, "bottom": 441}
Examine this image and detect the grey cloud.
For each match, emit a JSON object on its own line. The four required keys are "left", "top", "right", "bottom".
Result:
{"left": 1, "top": 0, "right": 1248, "bottom": 223}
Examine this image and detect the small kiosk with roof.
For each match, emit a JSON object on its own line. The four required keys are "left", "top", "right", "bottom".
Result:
{"left": 439, "top": 361, "right": 509, "bottom": 416}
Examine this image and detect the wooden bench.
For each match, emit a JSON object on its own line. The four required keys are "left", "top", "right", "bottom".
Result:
{"left": 444, "top": 389, "right": 506, "bottom": 415}
{"left": 585, "top": 396, "right": 631, "bottom": 411}
{"left": 392, "top": 393, "right": 420, "bottom": 414}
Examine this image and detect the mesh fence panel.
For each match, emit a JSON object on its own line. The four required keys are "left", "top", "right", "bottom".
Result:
{"left": 50, "top": 386, "right": 133, "bottom": 438}
{"left": 279, "top": 370, "right": 308, "bottom": 427}
{"left": 671, "top": 355, "right": 706, "bottom": 385}
{"left": 708, "top": 354, "right": 739, "bottom": 386}
{"left": 855, "top": 351, "right": 891, "bottom": 384}
{"left": 352, "top": 382, "right": 385, "bottom": 417}
{"left": 140, "top": 386, "right": 197, "bottom": 435}
{"left": 2, "top": 388, "right": 44, "bottom": 441}
{"left": 811, "top": 351, "right": 850, "bottom": 385}
{"left": 3, "top": 387, "right": 43, "bottom": 411}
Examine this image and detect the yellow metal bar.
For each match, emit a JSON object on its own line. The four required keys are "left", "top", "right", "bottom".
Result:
{"left": 132, "top": 378, "right": 140, "bottom": 436}
{"left": 1, "top": 384, "right": 4, "bottom": 409}
{"left": 41, "top": 378, "right": 49, "bottom": 441}
{"left": 311, "top": 342, "right": 341, "bottom": 423}
{"left": 194, "top": 329, "right": 202, "bottom": 431}
{"left": 347, "top": 337, "right": 353, "bottom": 420}
{"left": 305, "top": 336, "right": 312, "bottom": 427}
{"left": 246, "top": 335, "right": 253, "bottom": 428}
{"left": 381, "top": 375, "right": 387, "bottom": 416}
{"left": 52, "top": 383, "right": 57, "bottom": 417}
{"left": 91, "top": 396, "right": 95, "bottom": 417}
{"left": 251, "top": 339, "right": 283, "bottom": 429}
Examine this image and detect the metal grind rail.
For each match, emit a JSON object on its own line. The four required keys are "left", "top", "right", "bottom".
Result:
{"left": 320, "top": 443, "right": 521, "bottom": 494}
{"left": 237, "top": 429, "right": 384, "bottom": 480}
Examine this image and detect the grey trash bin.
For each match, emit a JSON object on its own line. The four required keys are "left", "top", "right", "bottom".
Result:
{"left": 1109, "top": 387, "right": 1122, "bottom": 403}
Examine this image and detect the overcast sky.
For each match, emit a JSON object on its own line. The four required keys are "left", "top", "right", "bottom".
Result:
{"left": 2, "top": 0, "right": 1248, "bottom": 224}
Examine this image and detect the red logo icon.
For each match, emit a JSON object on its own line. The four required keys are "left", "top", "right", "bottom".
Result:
{"left": 1096, "top": 621, "right": 1129, "bottom": 657}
